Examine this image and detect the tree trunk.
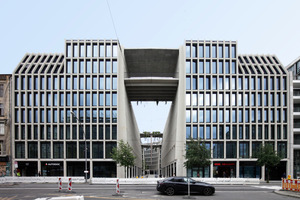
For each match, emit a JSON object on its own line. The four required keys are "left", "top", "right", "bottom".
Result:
{"left": 267, "top": 168, "right": 270, "bottom": 183}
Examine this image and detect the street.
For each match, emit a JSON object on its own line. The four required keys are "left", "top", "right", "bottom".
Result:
{"left": 0, "top": 182, "right": 297, "bottom": 200}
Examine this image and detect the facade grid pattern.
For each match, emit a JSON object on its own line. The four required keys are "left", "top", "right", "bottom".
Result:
{"left": 185, "top": 40, "right": 289, "bottom": 179}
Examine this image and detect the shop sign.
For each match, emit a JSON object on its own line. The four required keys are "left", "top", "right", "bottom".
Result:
{"left": 214, "top": 162, "right": 235, "bottom": 166}
{"left": 45, "top": 163, "right": 60, "bottom": 166}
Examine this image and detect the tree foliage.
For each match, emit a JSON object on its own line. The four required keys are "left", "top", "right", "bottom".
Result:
{"left": 184, "top": 139, "right": 211, "bottom": 171}
{"left": 254, "top": 143, "right": 281, "bottom": 183}
{"left": 111, "top": 140, "right": 136, "bottom": 168}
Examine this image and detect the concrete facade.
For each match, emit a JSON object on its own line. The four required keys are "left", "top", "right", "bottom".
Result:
{"left": 10, "top": 39, "right": 292, "bottom": 180}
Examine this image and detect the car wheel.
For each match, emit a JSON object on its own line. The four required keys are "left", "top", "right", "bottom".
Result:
{"left": 203, "top": 187, "right": 213, "bottom": 196}
{"left": 165, "top": 187, "right": 175, "bottom": 196}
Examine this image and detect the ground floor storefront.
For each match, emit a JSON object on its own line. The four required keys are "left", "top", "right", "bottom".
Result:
{"left": 187, "top": 161, "right": 287, "bottom": 180}
{"left": 15, "top": 161, "right": 117, "bottom": 178}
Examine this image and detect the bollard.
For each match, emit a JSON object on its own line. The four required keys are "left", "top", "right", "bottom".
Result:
{"left": 112, "top": 178, "right": 122, "bottom": 196}
{"left": 116, "top": 178, "right": 120, "bottom": 194}
{"left": 58, "top": 177, "right": 62, "bottom": 191}
{"left": 68, "top": 178, "right": 72, "bottom": 191}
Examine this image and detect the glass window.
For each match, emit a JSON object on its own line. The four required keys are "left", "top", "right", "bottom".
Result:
{"left": 238, "top": 93, "right": 243, "bottom": 106}
{"left": 225, "top": 77, "right": 229, "bottom": 90}
{"left": 196, "top": 61, "right": 203, "bottom": 74}
{"left": 106, "top": 61, "right": 111, "bottom": 73}
{"left": 199, "top": 45, "right": 204, "bottom": 58}
{"left": 239, "top": 142, "right": 249, "bottom": 158}
{"left": 86, "top": 60, "right": 91, "bottom": 73}
{"left": 225, "top": 45, "right": 229, "bottom": 58}
{"left": 212, "top": 45, "right": 217, "bottom": 58}
{"left": 232, "top": 77, "right": 236, "bottom": 90}
{"left": 270, "top": 77, "right": 274, "bottom": 90}
{"left": 206, "top": 61, "right": 210, "bottom": 73}
{"left": 213, "top": 126, "right": 217, "bottom": 139}
{"left": 213, "top": 142, "right": 224, "bottom": 158}
{"left": 219, "top": 45, "right": 223, "bottom": 58}
{"left": 86, "top": 77, "right": 91, "bottom": 90}
{"left": 206, "top": 77, "right": 210, "bottom": 90}
{"left": 245, "top": 77, "right": 249, "bottom": 90}
{"left": 193, "top": 126, "right": 197, "bottom": 139}
{"left": 186, "top": 45, "right": 190, "bottom": 58}
{"left": 186, "top": 110, "right": 191, "bottom": 123}
{"left": 205, "top": 45, "right": 210, "bottom": 58}
{"left": 225, "top": 61, "right": 230, "bottom": 74}
{"left": 186, "top": 77, "right": 191, "bottom": 90}
{"left": 232, "top": 61, "right": 236, "bottom": 74}
{"left": 73, "top": 93, "right": 77, "bottom": 106}
{"left": 199, "top": 93, "right": 204, "bottom": 106}
{"left": 245, "top": 109, "right": 249, "bottom": 122}
{"left": 192, "top": 61, "right": 197, "bottom": 73}
{"left": 226, "top": 142, "right": 237, "bottom": 158}
{"left": 264, "top": 77, "right": 268, "bottom": 90}
{"left": 232, "top": 45, "right": 236, "bottom": 58}
{"left": 219, "top": 109, "right": 223, "bottom": 123}
{"left": 219, "top": 61, "right": 223, "bottom": 74}
{"left": 199, "top": 109, "right": 204, "bottom": 123}
{"left": 212, "top": 93, "right": 217, "bottom": 106}
{"left": 79, "top": 93, "right": 84, "bottom": 106}
{"left": 86, "top": 93, "right": 90, "bottom": 106}
{"left": 206, "top": 109, "right": 211, "bottom": 123}
{"left": 186, "top": 126, "right": 191, "bottom": 139}
{"left": 192, "top": 77, "right": 197, "bottom": 90}
{"left": 206, "top": 93, "right": 210, "bottom": 106}
{"left": 106, "top": 93, "right": 110, "bottom": 106}
{"left": 219, "top": 125, "right": 224, "bottom": 139}
{"left": 206, "top": 126, "right": 211, "bottom": 139}
{"left": 212, "top": 77, "right": 217, "bottom": 90}
{"left": 186, "top": 61, "right": 190, "bottom": 73}
{"left": 239, "top": 109, "right": 243, "bottom": 122}
{"left": 79, "top": 60, "right": 84, "bottom": 73}
{"left": 199, "top": 126, "right": 204, "bottom": 139}
{"left": 192, "top": 110, "right": 197, "bottom": 123}
{"left": 192, "top": 93, "right": 197, "bottom": 106}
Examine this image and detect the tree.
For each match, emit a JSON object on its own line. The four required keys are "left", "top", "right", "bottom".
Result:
{"left": 184, "top": 139, "right": 211, "bottom": 177}
{"left": 111, "top": 140, "right": 136, "bottom": 178}
{"left": 254, "top": 143, "right": 281, "bottom": 183}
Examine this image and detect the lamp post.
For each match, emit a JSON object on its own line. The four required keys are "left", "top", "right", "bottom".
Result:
{"left": 70, "top": 111, "right": 88, "bottom": 183}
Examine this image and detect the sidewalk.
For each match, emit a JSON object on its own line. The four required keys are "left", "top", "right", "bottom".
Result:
{"left": 275, "top": 190, "right": 300, "bottom": 198}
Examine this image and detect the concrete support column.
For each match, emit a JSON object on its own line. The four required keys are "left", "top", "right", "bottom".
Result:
{"left": 210, "top": 163, "right": 213, "bottom": 178}
{"left": 63, "top": 160, "right": 67, "bottom": 177}
{"left": 236, "top": 160, "right": 239, "bottom": 178}
{"left": 90, "top": 160, "right": 93, "bottom": 178}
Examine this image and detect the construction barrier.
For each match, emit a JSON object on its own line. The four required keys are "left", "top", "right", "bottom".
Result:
{"left": 282, "top": 179, "right": 300, "bottom": 192}
{"left": 58, "top": 177, "right": 62, "bottom": 191}
{"left": 68, "top": 178, "right": 72, "bottom": 191}
{"left": 116, "top": 178, "right": 120, "bottom": 194}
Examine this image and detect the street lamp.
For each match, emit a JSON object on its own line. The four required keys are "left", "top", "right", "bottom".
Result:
{"left": 70, "top": 111, "right": 88, "bottom": 183}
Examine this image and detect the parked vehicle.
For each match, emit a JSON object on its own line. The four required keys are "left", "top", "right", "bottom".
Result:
{"left": 157, "top": 176, "right": 215, "bottom": 196}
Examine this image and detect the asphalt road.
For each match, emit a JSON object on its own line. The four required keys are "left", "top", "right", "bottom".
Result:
{"left": 0, "top": 182, "right": 297, "bottom": 200}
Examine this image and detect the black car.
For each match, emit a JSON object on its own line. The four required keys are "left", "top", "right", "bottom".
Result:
{"left": 157, "top": 176, "right": 215, "bottom": 196}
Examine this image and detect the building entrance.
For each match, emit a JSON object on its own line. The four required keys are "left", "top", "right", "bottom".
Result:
{"left": 17, "top": 161, "right": 37, "bottom": 176}
{"left": 213, "top": 162, "right": 236, "bottom": 178}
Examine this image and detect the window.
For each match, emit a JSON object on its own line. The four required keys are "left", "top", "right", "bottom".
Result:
{"left": 213, "top": 143, "right": 224, "bottom": 158}
{"left": 41, "top": 142, "right": 51, "bottom": 158}
{"left": 239, "top": 142, "right": 249, "bottom": 158}
{"left": 226, "top": 142, "right": 237, "bottom": 158}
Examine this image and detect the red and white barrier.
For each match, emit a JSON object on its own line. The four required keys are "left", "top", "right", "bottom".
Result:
{"left": 68, "top": 178, "right": 72, "bottom": 191}
{"left": 282, "top": 178, "right": 300, "bottom": 192}
{"left": 58, "top": 177, "right": 62, "bottom": 191}
{"left": 116, "top": 178, "right": 120, "bottom": 194}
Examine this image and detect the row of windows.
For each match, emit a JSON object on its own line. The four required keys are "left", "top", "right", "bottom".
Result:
{"left": 186, "top": 92, "right": 287, "bottom": 107}
{"left": 15, "top": 92, "right": 117, "bottom": 107}
{"left": 186, "top": 76, "right": 287, "bottom": 91}
{"left": 16, "top": 141, "right": 117, "bottom": 159}
{"left": 186, "top": 108, "right": 287, "bottom": 123}
{"left": 15, "top": 108, "right": 117, "bottom": 124}
{"left": 186, "top": 43, "right": 236, "bottom": 59}
{"left": 15, "top": 124, "right": 117, "bottom": 141}
{"left": 15, "top": 75, "right": 117, "bottom": 91}
{"left": 66, "top": 59, "right": 117, "bottom": 74}
{"left": 191, "top": 141, "right": 287, "bottom": 159}
{"left": 186, "top": 124, "right": 288, "bottom": 140}
{"left": 66, "top": 42, "right": 118, "bottom": 58}
{"left": 186, "top": 60, "right": 236, "bottom": 74}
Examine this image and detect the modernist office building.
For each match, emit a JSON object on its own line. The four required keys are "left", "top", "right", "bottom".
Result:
{"left": 287, "top": 58, "right": 300, "bottom": 178}
{"left": 11, "top": 39, "right": 292, "bottom": 179}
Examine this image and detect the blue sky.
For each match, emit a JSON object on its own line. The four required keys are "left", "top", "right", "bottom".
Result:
{"left": 1, "top": 0, "right": 300, "bottom": 132}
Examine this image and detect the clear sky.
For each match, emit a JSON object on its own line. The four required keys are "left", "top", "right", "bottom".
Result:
{"left": 1, "top": 0, "right": 300, "bottom": 132}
